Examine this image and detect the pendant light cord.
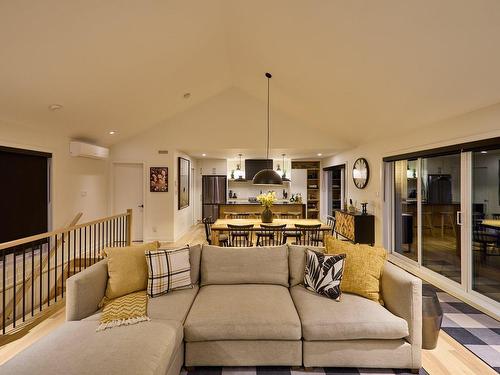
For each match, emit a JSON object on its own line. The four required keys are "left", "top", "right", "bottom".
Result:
{"left": 266, "top": 75, "right": 270, "bottom": 160}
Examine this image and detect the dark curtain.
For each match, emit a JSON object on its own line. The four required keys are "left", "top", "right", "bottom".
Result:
{"left": 0, "top": 148, "right": 50, "bottom": 242}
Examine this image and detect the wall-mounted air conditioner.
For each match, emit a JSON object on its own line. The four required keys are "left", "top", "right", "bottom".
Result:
{"left": 69, "top": 141, "right": 109, "bottom": 160}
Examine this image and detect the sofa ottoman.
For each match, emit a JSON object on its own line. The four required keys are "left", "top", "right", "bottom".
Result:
{"left": 0, "top": 320, "right": 184, "bottom": 375}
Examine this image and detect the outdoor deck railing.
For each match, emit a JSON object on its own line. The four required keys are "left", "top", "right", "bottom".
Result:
{"left": 0, "top": 209, "right": 132, "bottom": 342}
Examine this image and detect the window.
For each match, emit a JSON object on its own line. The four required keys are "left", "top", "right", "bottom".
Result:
{"left": 0, "top": 146, "right": 51, "bottom": 242}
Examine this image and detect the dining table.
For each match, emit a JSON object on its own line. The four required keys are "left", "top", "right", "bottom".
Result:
{"left": 210, "top": 218, "right": 332, "bottom": 246}
{"left": 480, "top": 219, "right": 500, "bottom": 230}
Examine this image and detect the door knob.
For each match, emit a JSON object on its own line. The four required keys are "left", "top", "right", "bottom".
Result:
{"left": 138, "top": 204, "right": 144, "bottom": 208}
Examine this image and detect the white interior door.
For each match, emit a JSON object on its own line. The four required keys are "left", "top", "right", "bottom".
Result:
{"left": 113, "top": 163, "right": 143, "bottom": 242}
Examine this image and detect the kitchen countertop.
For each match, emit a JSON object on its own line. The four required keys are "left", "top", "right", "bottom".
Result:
{"left": 224, "top": 202, "right": 304, "bottom": 205}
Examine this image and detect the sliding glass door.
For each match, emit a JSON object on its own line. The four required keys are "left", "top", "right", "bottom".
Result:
{"left": 386, "top": 139, "right": 500, "bottom": 310}
{"left": 393, "top": 159, "right": 418, "bottom": 262}
{"left": 421, "top": 154, "right": 461, "bottom": 283}
{"left": 471, "top": 149, "right": 500, "bottom": 303}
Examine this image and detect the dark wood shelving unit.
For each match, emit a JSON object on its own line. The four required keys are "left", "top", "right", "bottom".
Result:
{"left": 292, "top": 160, "right": 321, "bottom": 219}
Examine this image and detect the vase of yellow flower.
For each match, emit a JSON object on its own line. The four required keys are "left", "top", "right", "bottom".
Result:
{"left": 257, "top": 191, "right": 277, "bottom": 223}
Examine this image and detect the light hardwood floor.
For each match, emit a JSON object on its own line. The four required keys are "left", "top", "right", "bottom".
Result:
{"left": 0, "top": 224, "right": 496, "bottom": 374}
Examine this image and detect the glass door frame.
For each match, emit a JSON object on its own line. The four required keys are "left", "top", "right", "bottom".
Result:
{"left": 388, "top": 154, "right": 466, "bottom": 289}
{"left": 386, "top": 150, "right": 500, "bottom": 310}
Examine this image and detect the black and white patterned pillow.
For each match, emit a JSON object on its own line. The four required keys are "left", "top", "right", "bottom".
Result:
{"left": 304, "top": 249, "right": 346, "bottom": 301}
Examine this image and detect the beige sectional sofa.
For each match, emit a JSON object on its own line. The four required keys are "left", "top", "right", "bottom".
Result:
{"left": 1, "top": 244, "right": 422, "bottom": 375}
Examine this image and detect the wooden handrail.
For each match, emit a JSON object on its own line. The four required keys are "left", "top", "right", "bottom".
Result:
{"left": 0, "top": 211, "right": 130, "bottom": 252}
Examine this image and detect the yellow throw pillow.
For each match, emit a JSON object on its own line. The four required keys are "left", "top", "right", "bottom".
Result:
{"left": 102, "top": 242, "right": 160, "bottom": 300}
{"left": 325, "top": 236, "right": 387, "bottom": 304}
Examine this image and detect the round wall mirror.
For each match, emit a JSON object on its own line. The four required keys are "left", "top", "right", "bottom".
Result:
{"left": 352, "top": 158, "right": 369, "bottom": 189}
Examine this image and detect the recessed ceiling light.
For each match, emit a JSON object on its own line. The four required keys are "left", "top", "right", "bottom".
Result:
{"left": 109, "top": 130, "right": 117, "bottom": 135}
{"left": 480, "top": 151, "right": 488, "bottom": 154}
{"left": 202, "top": 153, "right": 206, "bottom": 157}
{"left": 48, "top": 104, "right": 63, "bottom": 111}
{"left": 317, "top": 153, "right": 323, "bottom": 157}
{"left": 183, "top": 93, "right": 191, "bottom": 99}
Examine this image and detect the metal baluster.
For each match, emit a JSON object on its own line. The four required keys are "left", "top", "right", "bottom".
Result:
{"left": 93, "top": 224, "right": 97, "bottom": 263}
{"left": 73, "top": 230, "right": 76, "bottom": 276}
{"left": 61, "top": 232, "right": 64, "bottom": 298}
{"left": 22, "top": 246, "right": 26, "bottom": 322}
{"left": 3, "top": 249, "right": 6, "bottom": 333}
{"left": 101, "top": 222, "right": 104, "bottom": 256}
{"left": 89, "top": 226, "right": 92, "bottom": 266}
{"left": 79, "top": 228, "right": 82, "bottom": 272}
{"left": 31, "top": 245, "right": 35, "bottom": 317}
{"left": 39, "top": 237, "right": 45, "bottom": 311}
{"left": 84, "top": 227, "right": 87, "bottom": 269}
{"left": 67, "top": 230, "right": 71, "bottom": 280}
{"left": 13, "top": 248, "right": 16, "bottom": 328}
{"left": 54, "top": 234, "right": 57, "bottom": 302}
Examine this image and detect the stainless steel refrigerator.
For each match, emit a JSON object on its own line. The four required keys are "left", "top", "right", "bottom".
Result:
{"left": 202, "top": 175, "right": 227, "bottom": 220}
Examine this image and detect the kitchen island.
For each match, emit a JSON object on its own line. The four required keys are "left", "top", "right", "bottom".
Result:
{"left": 219, "top": 203, "right": 306, "bottom": 219}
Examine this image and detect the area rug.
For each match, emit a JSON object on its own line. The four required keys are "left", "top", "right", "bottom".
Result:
{"left": 424, "top": 283, "right": 500, "bottom": 373}
{"left": 182, "top": 367, "right": 428, "bottom": 375}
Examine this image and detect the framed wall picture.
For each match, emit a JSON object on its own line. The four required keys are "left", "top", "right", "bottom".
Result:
{"left": 178, "top": 157, "right": 190, "bottom": 209}
{"left": 150, "top": 167, "right": 168, "bottom": 192}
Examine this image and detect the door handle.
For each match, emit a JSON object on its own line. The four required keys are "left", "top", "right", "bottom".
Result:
{"left": 138, "top": 204, "right": 144, "bottom": 208}
{"left": 456, "top": 211, "right": 462, "bottom": 226}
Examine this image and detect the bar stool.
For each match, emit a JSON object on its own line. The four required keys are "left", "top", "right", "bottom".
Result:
{"left": 440, "top": 212, "right": 456, "bottom": 237}
{"left": 422, "top": 211, "right": 434, "bottom": 235}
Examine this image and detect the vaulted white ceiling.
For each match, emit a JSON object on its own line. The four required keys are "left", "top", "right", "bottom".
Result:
{"left": 1, "top": 0, "right": 500, "bottom": 157}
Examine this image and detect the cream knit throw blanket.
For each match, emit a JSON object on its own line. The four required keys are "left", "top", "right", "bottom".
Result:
{"left": 97, "top": 291, "right": 149, "bottom": 332}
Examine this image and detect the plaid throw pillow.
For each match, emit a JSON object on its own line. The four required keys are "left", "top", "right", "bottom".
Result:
{"left": 145, "top": 246, "right": 192, "bottom": 298}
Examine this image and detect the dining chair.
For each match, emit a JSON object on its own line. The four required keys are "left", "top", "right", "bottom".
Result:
{"left": 229, "top": 213, "right": 251, "bottom": 219}
{"left": 227, "top": 224, "right": 254, "bottom": 247}
{"left": 280, "top": 212, "right": 301, "bottom": 219}
{"left": 292, "top": 223, "right": 322, "bottom": 246}
{"left": 256, "top": 224, "right": 286, "bottom": 246}
{"left": 472, "top": 221, "right": 497, "bottom": 264}
{"left": 203, "top": 217, "right": 228, "bottom": 246}
{"left": 326, "top": 215, "right": 337, "bottom": 238}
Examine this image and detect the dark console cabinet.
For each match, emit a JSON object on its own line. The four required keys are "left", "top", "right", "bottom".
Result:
{"left": 334, "top": 210, "right": 375, "bottom": 245}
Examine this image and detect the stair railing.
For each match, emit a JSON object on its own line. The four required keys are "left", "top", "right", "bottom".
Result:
{"left": 0, "top": 209, "right": 132, "bottom": 343}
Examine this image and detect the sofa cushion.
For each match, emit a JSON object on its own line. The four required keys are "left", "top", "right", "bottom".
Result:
{"left": 103, "top": 242, "right": 160, "bottom": 300}
{"left": 184, "top": 284, "right": 301, "bottom": 341}
{"left": 290, "top": 285, "right": 408, "bottom": 341}
{"left": 146, "top": 247, "right": 192, "bottom": 297}
{"left": 0, "top": 320, "right": 182, "bottom": 375}
{"left": 289, "top": 245, "right": 325, "bottom": 287}
{"left": 160, "top": 244, "right": 202, "bottom": 285}
{"left": 325, "top": 236, "right": 387, "bottom": 304}
{"left": 83, "top": 285, "right": 199, "bottom": 323}
{"left": 201, "top": 245, "right": 289, "bottom": 287}
{"left": 189, "top": 244, "right": 202, "bottom": 285}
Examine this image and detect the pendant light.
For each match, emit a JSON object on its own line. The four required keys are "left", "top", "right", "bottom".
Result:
{"left": 253, "top": 72, "right": 283, "bottom": 185}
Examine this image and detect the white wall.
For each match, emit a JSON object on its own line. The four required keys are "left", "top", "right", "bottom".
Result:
{"left": 0, "top": 119, "right": 108, "bottom": 231}
{"left": 321, "top": 103, "right": 500, "bottom": 246}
